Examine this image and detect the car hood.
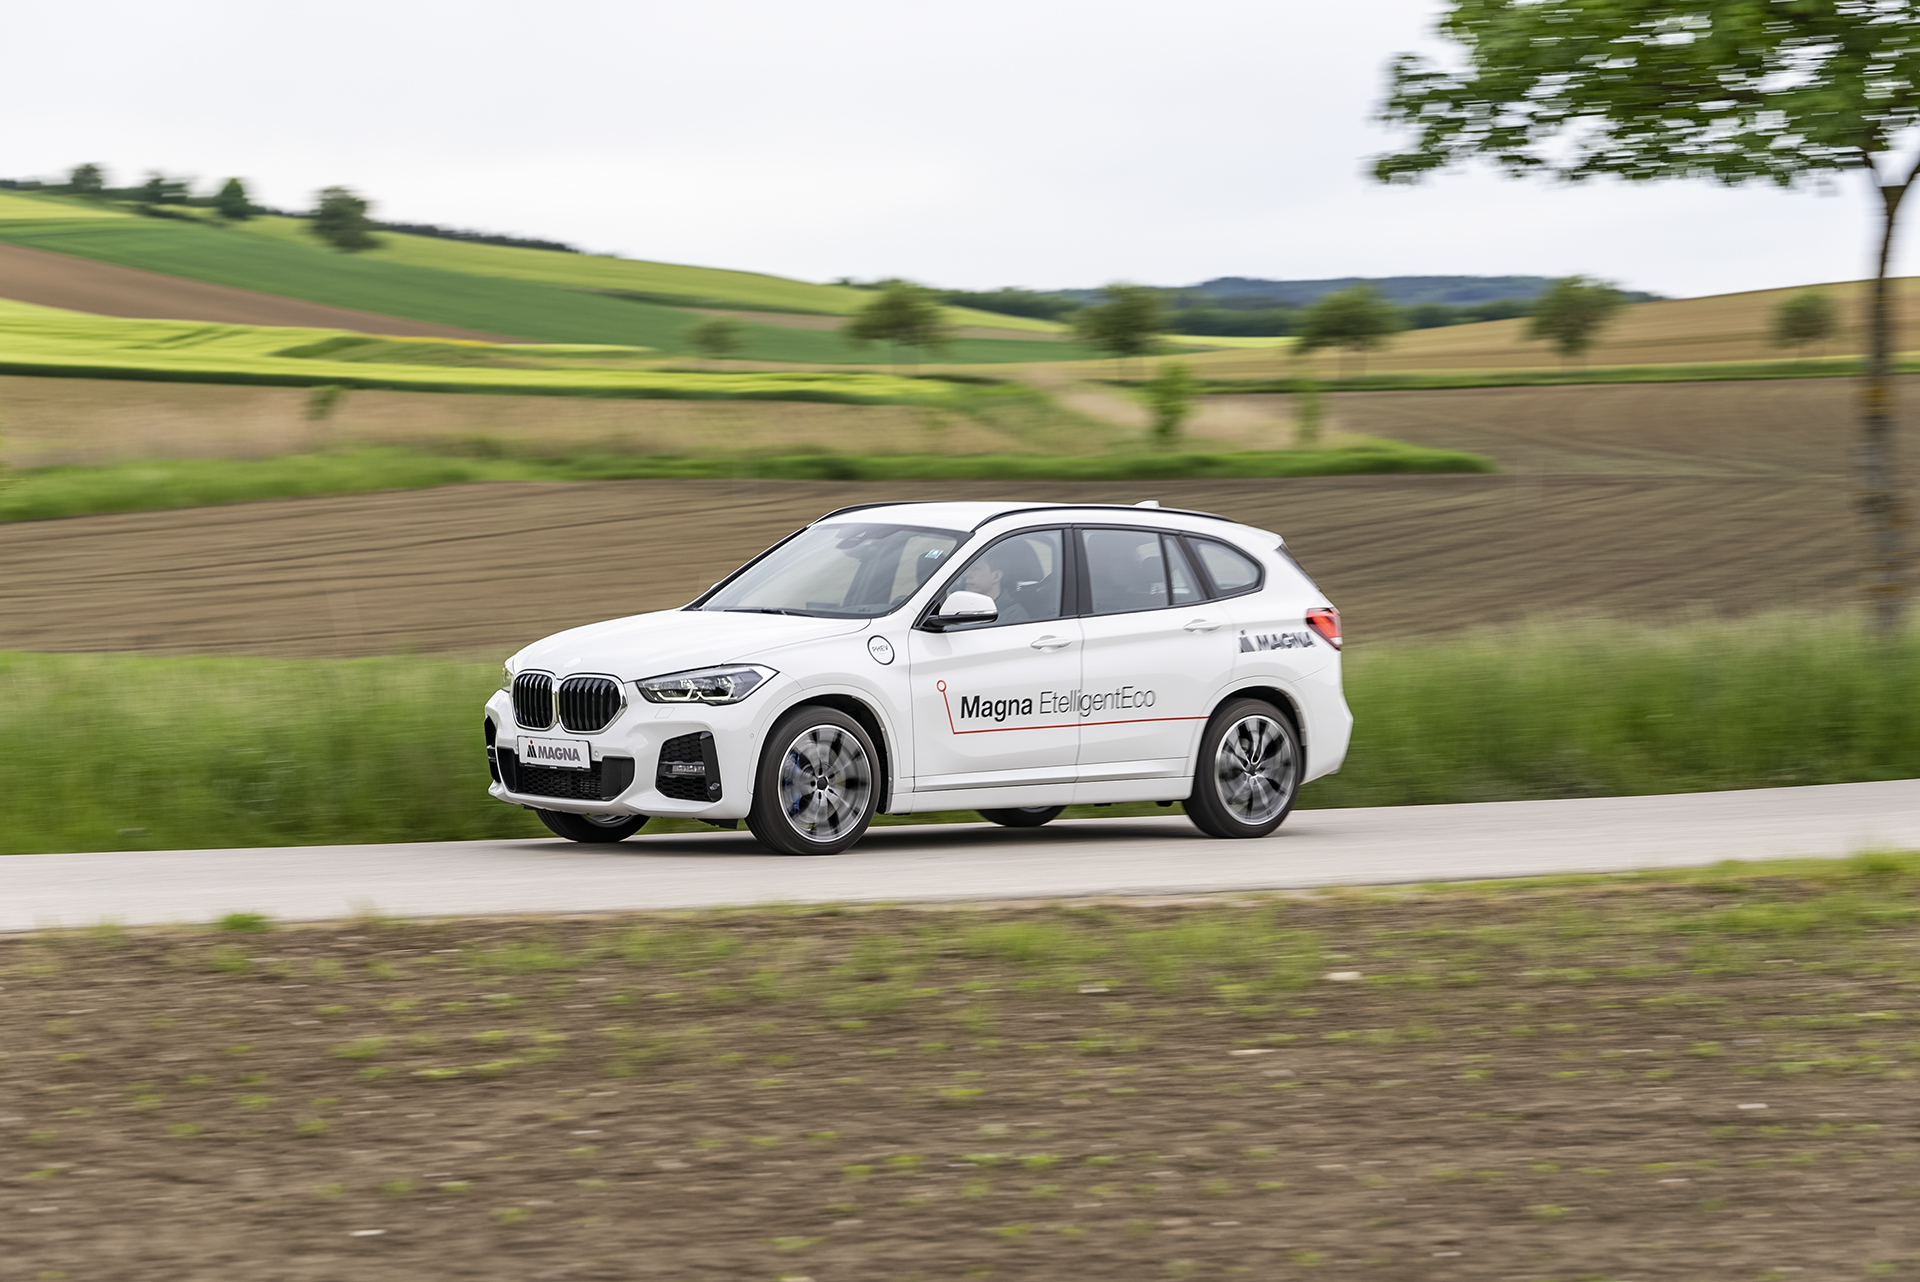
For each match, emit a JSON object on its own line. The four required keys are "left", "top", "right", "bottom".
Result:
{"left": 509, "top": 609, "right": 871, "bottom": 682}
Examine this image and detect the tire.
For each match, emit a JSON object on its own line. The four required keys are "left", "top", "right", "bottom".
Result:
{"left": 537, "top": 809, "right": 649, "bottom": 843}
{"left": 978, "top": 806, "right": 1065, "bottom": 828}
{"left": 746, "top": 706, "right": 880, "bottom": 855}
{"left": 1185, "top": 697, "right": 1301, "bottom": 839}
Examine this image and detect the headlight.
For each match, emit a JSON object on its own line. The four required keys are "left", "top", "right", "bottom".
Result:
{"left": 500, "top": 662, "right": 514, "bottom": 692}
{"left": 634, "top": 664, "right": 775, "bottom": 705}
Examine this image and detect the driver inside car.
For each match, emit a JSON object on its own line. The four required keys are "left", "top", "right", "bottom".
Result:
{"left": 960, "top": 541, "right": 1046, "bottom": 625}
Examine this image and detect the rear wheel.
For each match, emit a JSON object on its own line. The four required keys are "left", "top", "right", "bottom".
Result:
{"left": 537, "top": 809, "right": 648, "bottom": 843}
{"left": 1184, "top": 698, "right": 1300, "bottom": 839}
{"left": 978, "top": 806, "right": 1065, "bottom": 828}
{"left": 747, "top": 706, "right": 879, "bottom": 855}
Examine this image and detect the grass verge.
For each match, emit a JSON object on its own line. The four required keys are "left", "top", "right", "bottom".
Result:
{"left": 2, "top": 612, "right": 1913, "bottom": 855}
{"left": 0, "top": 443, "right": 1495, "bottom": 524}
{"left": 1179, "top": 357, "right": 1916, "bottom": 394}
{"left": 4, "top": 858, "right": 1918, "bottom": 1277}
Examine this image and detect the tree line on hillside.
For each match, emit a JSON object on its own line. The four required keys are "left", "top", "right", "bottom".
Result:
{"left": 831, "top": 278, "right": 1661, "bottom": 336}
{"left": 5, "top": 165, "right": 577, "bottom": 254}
{"left": 729, "top": 273, "right": 1841, "bottom": 375}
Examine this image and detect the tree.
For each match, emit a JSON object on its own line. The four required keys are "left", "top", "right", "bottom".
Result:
{"left": 1295, "top": 285, "right": 1402, "bottom": 376}
{"left": 687, "top": 316, "right": 744, "bottom": 360}
{"left": 68, "top": 163, "right": 104, "bottom": 197}
{"left": 1527, "top": 276, "right": 1622, "bottom": 365}
{"left": 1140, "top": 361, "right": 1200, "bottom": 449}
{"left": 1773, "top": 290, "right": 1839, "bottom": 358}
{"left": 1374, "top": 0, "right": 1918, "bottom": 629}
{"left": 842, "top": 279, "right": 951, "bottom": 368}
{"left": 1071, "top": 284, "right": 1165, "bottom": 370}
{"left": 214, "top": 178, "right": 254, "bottom": 222}
{"left": 309, "top": 186, "right": 380, "bottom": 252}
{"left": 138, "top": 172, "right": 189, "bottom": 208}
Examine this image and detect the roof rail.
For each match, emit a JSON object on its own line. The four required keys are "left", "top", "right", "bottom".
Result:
{"left": 968, "top": 503, "right": 1233, "bottom": 530}
{"left": 809, "top": 500, "right": 1237, "bottom": 530}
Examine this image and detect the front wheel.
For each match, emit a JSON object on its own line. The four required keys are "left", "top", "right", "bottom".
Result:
{"left": 747, "top": 706, "right": 880, "bottom": 855}
{"left": 1185, "top": 698, "right": 1300, "bottom": 839}
{"left": 978, "top": 806, "right": 1065, "bottom": 828}
{"left": 537, "top": 809, "right": 649, "bottom": 843}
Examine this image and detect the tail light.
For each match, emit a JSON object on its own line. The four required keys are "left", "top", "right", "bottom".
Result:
{"left": 1305, "top": 606, "right": 1342, "bottom": 650}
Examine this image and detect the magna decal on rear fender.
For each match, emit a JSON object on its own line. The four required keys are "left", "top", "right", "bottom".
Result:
{"left": 1240, "top": 630, "right": 1316, "bottom": 652}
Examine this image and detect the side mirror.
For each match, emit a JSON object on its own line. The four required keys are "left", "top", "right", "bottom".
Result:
{"left": 925, "top": 590, "right": 998, "bottom": 631}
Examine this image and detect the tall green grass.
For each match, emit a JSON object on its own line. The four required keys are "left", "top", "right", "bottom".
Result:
{"left": 0, "top": 443, "right": 1493, "bottom": 523}
{"left": 1312, "top": 613, "right": 1920, "bottom": 806}
{"left": 4, "top": 613, "right": 1914, "bottom": 855}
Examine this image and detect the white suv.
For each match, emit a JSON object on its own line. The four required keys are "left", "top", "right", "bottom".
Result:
{"left": 484, "top": 500, "right": 1350, "bottom": 854}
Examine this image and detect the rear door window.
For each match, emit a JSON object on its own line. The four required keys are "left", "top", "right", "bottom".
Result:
{"left": 1081, "top": 528, "right": 1169, "bottom": 615}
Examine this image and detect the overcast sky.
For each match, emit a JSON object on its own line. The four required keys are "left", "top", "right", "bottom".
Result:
{"left": 6, "top": 0, "right": 1908, "bottom": 297}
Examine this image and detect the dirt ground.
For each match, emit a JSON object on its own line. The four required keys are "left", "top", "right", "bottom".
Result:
{"left": 2, "top": 874, "right": 1915, "bottom": 1281}
{"left": 0, "top": 370, "right": 1903, "bottom": 656}
{"left": 0, "top": 474, "right": 1860, "bottom": 656}
{"left": 0, "top": 243, "right": 516, "bottom": 341}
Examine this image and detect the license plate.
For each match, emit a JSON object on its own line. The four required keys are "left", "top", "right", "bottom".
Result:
{"left": 517, "top": 736, "right": 592, "bottom": 771}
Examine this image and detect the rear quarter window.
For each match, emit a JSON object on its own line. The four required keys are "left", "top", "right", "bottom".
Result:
{"left": 1190, "top": 538, "right": 1263, "bottom": 596}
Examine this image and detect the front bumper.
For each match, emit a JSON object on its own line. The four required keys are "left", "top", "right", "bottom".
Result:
{"left": 483, "top": 681, "right": 788, "bottom": 820}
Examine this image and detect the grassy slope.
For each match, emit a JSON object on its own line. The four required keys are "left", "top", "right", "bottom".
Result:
{"left": 2, "top": 612, "right": 1913, "bottom": 853}
{"left": 0, "top": 199, "right": 1075, "bottom": 358}
{"left": 0, "top": 298, "right": 980, "bottom": 401}
{"left": 229, "top": 216, "right": 1065, "bottom": 333}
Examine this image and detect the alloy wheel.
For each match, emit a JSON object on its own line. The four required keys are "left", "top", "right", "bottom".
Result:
{"left": 777, "top": 724, "right": 873, "bottom": 843}
{"left": 1213, "top": 713, "right": 1296, "bottom": 825}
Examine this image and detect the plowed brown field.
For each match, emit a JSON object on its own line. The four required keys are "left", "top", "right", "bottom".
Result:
{"left": 0, "top": 474, "right": 1858, "bottom": 657}
{"left": 0, "top": 242, "right": 516, "bottom": 340}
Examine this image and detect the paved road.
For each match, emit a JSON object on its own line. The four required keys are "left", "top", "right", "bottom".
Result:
{"left": 5, "top": 780, "right": 1917, "bottom": 931}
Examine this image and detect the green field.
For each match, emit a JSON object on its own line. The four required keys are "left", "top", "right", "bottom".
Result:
{"left": 0, "top": 442, "right": 1494, "bottom": 524}
{"left": 228, "top": 214, "right": 1065, "bottom": 332}
{"left": 5, "top": 612, "right": 1913, "bottom": 855}
{"left": 0, "top": 198, "right": 1082, "bottom": 361}
{"left": 0, "top": 297, "right": 992, "bottom": 399}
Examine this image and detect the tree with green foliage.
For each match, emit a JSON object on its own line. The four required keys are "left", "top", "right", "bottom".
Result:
{"left": 67, "top": 163, "right": 104, "bottom": 197}
{"left": 688, "top": 315, "right": 744, "bottom": 360}
{"left": 1526, "top": 276, "right": 1622, "bottom": 364}
{"left": 1140, "top": 361, "right": 1200, "bottom": 449}
{"left": 843, "top": 279, "right": 951, "bottom": 369}
{"left": 1071, "top": 284, "right": 1165, "bottom": 370}
{"left": 214, "top": 177, "right": 253, "bottom": 222}
{"left": 1295, "top": 285, "right": 1401, "bottom": 376}
{"left": 310, "top": 186, "right": 380, "bottom": 252}
{"left": 1773, "top": 290, "right": 1839, "bottom": 358}
{"left": 137, "top": 173, "right": 189, "bottom": 209}
{"left": 1374, "top": 0, "right": 1918, "bottom": 627}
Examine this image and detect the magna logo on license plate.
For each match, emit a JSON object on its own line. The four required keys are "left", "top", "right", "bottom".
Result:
{"left": 517, "top": 736, "right": 592, "bottom": 770}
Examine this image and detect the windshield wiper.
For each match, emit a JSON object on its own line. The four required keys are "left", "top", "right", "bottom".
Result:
{"left": 722, "top": 607, "right": 815, "bottom": 616}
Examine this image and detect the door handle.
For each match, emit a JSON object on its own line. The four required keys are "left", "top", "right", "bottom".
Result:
{"left": 1029, "top": 635, "right": 1073, "bottom": 651}
{"left": 1183, "top": 618, "right": 1223, "bottom": 633}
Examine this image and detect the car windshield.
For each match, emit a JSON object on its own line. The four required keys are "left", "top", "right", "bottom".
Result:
{"left": 699, "top": 522, "right": 966, "bottom": 618}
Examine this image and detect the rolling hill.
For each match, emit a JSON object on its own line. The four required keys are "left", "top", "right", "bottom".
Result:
{"left": 0, "top": 193, "right": 1084, "bottom": 363}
